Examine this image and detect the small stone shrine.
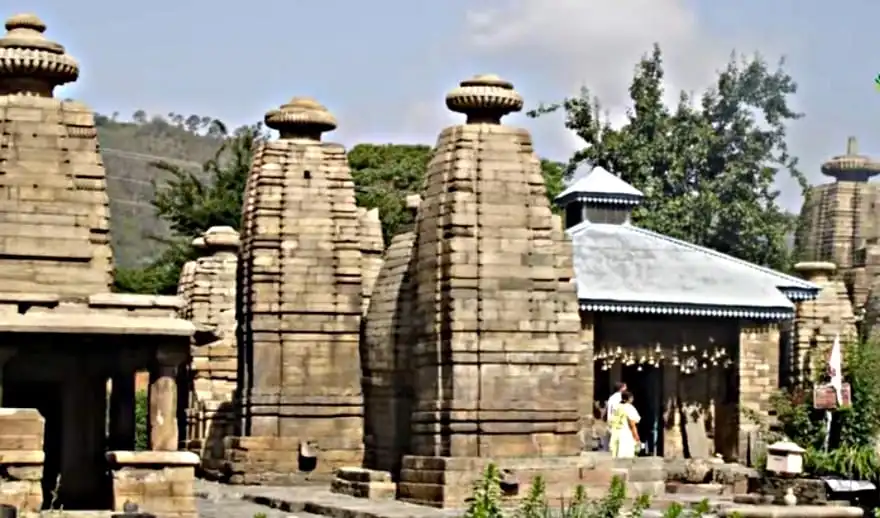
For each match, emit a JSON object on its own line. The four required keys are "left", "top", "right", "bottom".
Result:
{"left": 230, "top": 96, "right": 367, "bottom": 483}
{"left": 0, "top": 12, "right": 198, "bottom": 517}
{"left": 178, "top": 226, "right": 240, "bottom": 464}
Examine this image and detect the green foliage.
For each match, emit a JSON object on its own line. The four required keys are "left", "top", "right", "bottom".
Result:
{"left": 113, "top": 239, "right": 197, "bottom": 295}
{"left": 135, "top": 390, "right": 148, "bottom": 450}
{"left": 529, "top": 44, "right": 806, "bottom": 271}
{"left": 113, "top": 124, "right": 265, "bottom": 294}
{"left": 771, "top": 340, "right": 880, "bottom": 480}
{"left": 465, "top": 464, "right": 504, "bottom": 518}
{"left": 349, "top": 144, "right": 432, "bottom": 242}
{"left": 469, "top": 463, "right": 710, "bottom": 518}
{"left": 152, "top": 123, "right": 265, "bottom": 237}
{"left": 540, "top": 159, "right": 566, "bottom": 211}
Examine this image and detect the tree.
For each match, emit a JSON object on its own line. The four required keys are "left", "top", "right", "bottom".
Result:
{"left": 530, "top": 45, "right": 806, "bottom": 271}
{"left": 132, "top": 110, "right": 147, "bottom": 124}
{"left": 113, "top": 123, "right": 266, "bottom": 294}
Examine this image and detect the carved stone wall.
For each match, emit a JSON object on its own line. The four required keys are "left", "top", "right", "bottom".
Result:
{"left": 792, "top": 262, "right": 857, "bottom": 382}
{"left": 359, "top": 208, "right": 384, "bottom": 315}
{"left": 362, "top": 195, "right": 420, "bottom": 476}
{"left": 232, "top": 97, "right": 364, "bottom": 483}
{"left": 0, "top": 14, "right": 113, "bottom": 295}
{"left": 738, "top": 322, "right": 780, "bottom": 466}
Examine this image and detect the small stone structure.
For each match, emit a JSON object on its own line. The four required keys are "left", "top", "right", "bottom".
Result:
{"left": 178, "top": 227, "right": 240, "bottom": 465}
{"left": 0, "top": 12, "right": 197, "bottom": 515}
{"left": 790, "top": 262, "right": 857, "bottom": 382}
{"left": 796, "top": 137, "right": 880, "bottom": 313}
{"left": 230, "top": 97, "right": 367, "bottom": 483}
{"left": 0, "top": 409, "right": 45, "bottom": 513}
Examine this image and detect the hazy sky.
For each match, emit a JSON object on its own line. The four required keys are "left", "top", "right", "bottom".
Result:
{"left": 7, "top": 0, "right": 879, "bottom": 211}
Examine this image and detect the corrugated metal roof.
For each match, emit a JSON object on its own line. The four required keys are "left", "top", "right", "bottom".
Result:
{"left": 567, "top": 222, "right": 819, "bottom": 318}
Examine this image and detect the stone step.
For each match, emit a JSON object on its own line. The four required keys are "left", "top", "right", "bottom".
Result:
{"left": 239, "top": 486, "right": 460, "bottom": 518}
{"left": 665, "top": 482, "right": 726, "bottom": 496}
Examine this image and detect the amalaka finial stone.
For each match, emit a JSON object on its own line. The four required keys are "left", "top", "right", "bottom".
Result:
{"left": 445, "top": 74, "right": 523, "bottom": 124}
{"left": 264, "top": 97, "right": 337, "bottom": 140}
{"left": 0, "top": 13, "right": 79, "bottom": 96}
{"left": 821, "top": 136, "right": 880, "bottom": 182}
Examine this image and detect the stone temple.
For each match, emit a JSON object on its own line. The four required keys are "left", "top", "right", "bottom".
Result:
{"left": 0, "top": 9, "right": 868, "bottom": 517}
{"left": 0, "top": 13, "right": 199, "bottom": 516}
{"left": 228, "top": 96, "right": 382, "bottom": 484}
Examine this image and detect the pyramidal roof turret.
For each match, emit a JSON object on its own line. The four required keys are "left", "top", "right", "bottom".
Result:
{"left": 554, "top": 164, "right": 644, "bottom": 207}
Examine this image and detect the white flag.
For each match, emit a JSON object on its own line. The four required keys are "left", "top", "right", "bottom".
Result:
{"left": 829, "top": 333, "right": 843, "bottom": 404}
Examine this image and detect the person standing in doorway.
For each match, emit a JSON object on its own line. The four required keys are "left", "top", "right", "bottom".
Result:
{"left": 609, "top": 391, "right": 641, "bottom": 458}
{"left": 600, "top": 382, "right": 626, "bottom": 451}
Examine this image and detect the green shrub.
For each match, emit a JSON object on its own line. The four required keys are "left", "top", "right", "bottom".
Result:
{"left": 135, "top": 390, "right": 149, "bottom": 450}
{"left": 771, "top": 340, "right": 880, "bottom": 481}
{"left": 465, "top": 463, "right": 711, "bottom": 518}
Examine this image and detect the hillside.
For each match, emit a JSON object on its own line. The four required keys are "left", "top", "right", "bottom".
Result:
{"left": 95, "top": 113, "right": 225, "bottom": 267}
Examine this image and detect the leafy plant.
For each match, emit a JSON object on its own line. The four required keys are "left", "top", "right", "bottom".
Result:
{"left": 771, "top": 340, "right": 880, "bottom": 480}
{"left": 465, "top": 464, "right": 503, "bottom": 518}
{"left": 135, "top": 390, "right": 149, "bottom": 450}
{"left": 470, "top": 463, "right": 711, "bottom": 518}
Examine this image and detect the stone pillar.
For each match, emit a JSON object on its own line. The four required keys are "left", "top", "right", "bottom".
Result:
{"left": 149, "top": 349, "right": 186, "bottom": 451}
{"left": 738, "top": 321, "right": 780, "bottom": 465}
{"left": 109, "top": 373, "right": 136, "bottom": 450}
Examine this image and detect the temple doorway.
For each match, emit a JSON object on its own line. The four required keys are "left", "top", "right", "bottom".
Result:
{"left": 621, "top": 365, "right": 664, "bottom": 456}
{"left": 4, "top": 380, "right": 63, "bottom": 509}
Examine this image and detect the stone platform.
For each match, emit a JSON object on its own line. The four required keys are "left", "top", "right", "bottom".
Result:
{"left": 398, "top": 453, "right": 665, "bottom": 508}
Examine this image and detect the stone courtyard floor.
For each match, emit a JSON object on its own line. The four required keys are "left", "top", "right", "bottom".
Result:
{"left": 193, "top": 480, "right": 731, "bottom": 518}
{"left": 194, "top": 480, "right": 865, "bottom": 518}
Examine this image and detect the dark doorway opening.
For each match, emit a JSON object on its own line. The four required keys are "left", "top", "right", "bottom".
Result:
{"left": 621, "top": 365, "right": 664, "bottom": 456}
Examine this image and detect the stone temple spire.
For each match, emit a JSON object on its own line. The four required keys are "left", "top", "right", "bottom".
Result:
{"left": 264, "top": 97, "right": 337, "bottom": 141}
{"left": 234, "top": 95, "right": 365, "bottom": 482}
{"left": 0, "top": 13, "right": 79, "bottom": 96}
{"left": 396, "top": 74, "right": 584, "bottom": 504}
{"left": 821, "top": 136, "right": 880, "bottom": 182}
{"left": 445, "top": 74, "right": 524, "bottom": 124}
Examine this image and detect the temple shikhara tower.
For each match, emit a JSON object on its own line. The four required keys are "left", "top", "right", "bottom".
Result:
{"left": 797, "top": 137, "right": 880, "bottom": 312}
{"left": 231, "top": 97, "right": 366, "bottom": 483}
{"left": 0, "top": 13, "right": 198, "bottom": 516}
{"left": 384, "top": 75, "right": 587, "bottom": 506}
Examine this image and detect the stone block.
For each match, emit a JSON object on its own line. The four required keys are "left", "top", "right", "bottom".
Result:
{"left": 106, "top": 451, "right": 199, "bottom": 518}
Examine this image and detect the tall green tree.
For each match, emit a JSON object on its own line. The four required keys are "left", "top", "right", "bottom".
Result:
{"left": 530, "top": 45, "right": 806, "bottom": 271}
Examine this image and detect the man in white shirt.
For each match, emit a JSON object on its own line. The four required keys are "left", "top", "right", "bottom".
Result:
{"left": 601, "top": 382, "right": 626, "bottom": 451}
